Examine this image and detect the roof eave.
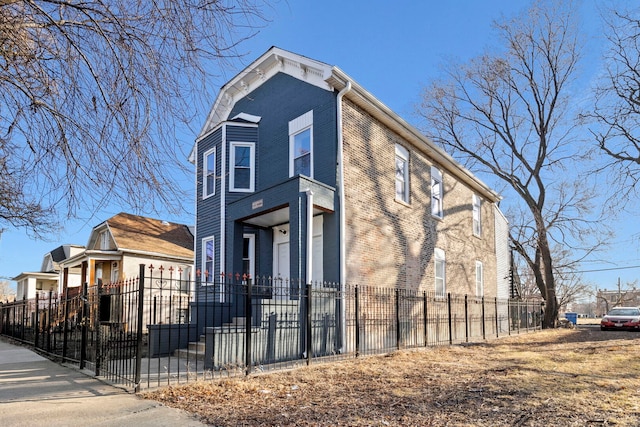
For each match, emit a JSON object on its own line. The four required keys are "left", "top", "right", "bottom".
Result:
{"left": 328, "top": 67, "right": 502, "bottom": 203}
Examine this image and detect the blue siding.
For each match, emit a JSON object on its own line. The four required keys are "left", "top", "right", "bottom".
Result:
{"left": 195, "top": 128, "right": 223, "bottom": 277}
{"left": 230, "top": 72, "right": 338, "bottom": 190}
{"left": 197, "top": 71, "right": 342, "bottom": 285}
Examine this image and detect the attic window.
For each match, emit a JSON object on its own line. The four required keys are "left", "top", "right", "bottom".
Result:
{"left": 100, "top": 231, "right": 109, "bottom": 250}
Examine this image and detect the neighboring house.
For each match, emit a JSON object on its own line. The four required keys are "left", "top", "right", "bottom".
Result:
{"left": 191, "top": 47, "right": 508, "bottom": 302}
{"left": 59, "top": 212, "right": 194, "bottom": 290}
{"left": 57, "top": 212, "right": 195, "bottom": 328}
{"left": 13, "top": 244, "right": 85, "bottom": 300}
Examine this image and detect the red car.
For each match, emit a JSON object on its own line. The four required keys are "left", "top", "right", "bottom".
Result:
{"left": 600, "top": 307, "right": 640, "bottom": 331}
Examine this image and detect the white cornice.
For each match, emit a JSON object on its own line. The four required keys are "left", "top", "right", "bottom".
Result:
{"left": 194, "top": 47, "right": 501, "bottom": 203}
{"left": 197, "top": 47, "right": 334, "bottom": 140}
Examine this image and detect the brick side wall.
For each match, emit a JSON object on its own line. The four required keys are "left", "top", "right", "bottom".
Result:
{"left": 342, "top": 99, "right": 498, "bottom": 297}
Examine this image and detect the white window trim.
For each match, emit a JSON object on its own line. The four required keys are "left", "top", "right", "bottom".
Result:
{"left": 289, "top": 110, "right": 314, "bottom": 178}
{"left": 476, "top": 260, "right": 484, "bottom": 297}
{"left": 472, "top": 194, "right": 482, "bottom": 237}
{"left": 229, "top": 141, "right": 255, "bottom": 192}
{"left": 203, "top": 147, "right": 216, "bottom": 198}
{"left": 431, "top": 166, "right": 443, "bottom": 219}
{"left": 434, "top": 248, "right": 446, "bottom": 298}
{"left": 395, "top": 144, "right": 410, "bottom": 204}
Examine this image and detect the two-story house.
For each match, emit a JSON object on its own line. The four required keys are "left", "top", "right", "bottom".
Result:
{"left": 191, "top": 47, "right": 509, "bottom": 305}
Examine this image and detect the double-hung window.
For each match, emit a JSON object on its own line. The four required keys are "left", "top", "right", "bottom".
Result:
{"left": 475, "top": 261, "right": 484, "bottom": 297}
{"left": 230, "top": 142, "right": 255, "bottom": 192}
{"left": 203, "top": 148, "right": 216, "bottom": 198}
{"left": 202, "top": 237, "right": 215, "bottom": 283}
{"left": 395, "top": 144, "right": 410, "bottom": 203}
{"left": 472, "top": 194, "right": 482, "bottom": 236}
{"left": 434, "top": 248, "right": 446, "bottom": 298}
{"left": 289, "top": 110, "right": 313, "bottom": 178}
{"left": 431, "top": 166, "right": 443, "bottom": 218}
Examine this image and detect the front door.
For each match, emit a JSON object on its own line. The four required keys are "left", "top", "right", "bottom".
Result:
{"left": 273, "top": 224, "right": 290, "bottom": 299}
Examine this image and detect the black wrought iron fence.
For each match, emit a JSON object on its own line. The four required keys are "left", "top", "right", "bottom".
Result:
{"left": 0, "top": 264, "right": 543, "bottom": 392}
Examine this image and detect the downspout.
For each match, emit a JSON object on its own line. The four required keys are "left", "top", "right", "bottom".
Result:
{"left": 336, "top": 80, "right": 351, "bottom": 353}
{"left": 220, "top": 125, "right": 227, "bottom": 280}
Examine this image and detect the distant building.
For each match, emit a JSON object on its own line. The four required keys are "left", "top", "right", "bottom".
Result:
{"left": 596, "top": 288, "right": 640, "bottom": 316}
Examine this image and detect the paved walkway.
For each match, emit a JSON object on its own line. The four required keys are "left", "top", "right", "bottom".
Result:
{"left": 0, "top": 338, "right": 206, "bottom": 426}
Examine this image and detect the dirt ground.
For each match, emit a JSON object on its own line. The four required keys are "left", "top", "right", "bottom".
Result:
{"left": 143, "top": 326, "right": 640, "bottom": 426}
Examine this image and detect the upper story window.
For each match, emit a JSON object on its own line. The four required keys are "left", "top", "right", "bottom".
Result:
{"left": 476, "top": 260, "right": 484, "bottom": 297}
{"left": 203, "top": 148, "right": 216, "bottom": 198}
{"left": 395, "top": 144, "right": 410, "bottom": 204}
{"left": 230, "top": 142, "right": 255, "bottom": 192}
{"left": 434, "top": 248, "right": 446, "bottom": 298}
{"left": 289, "top": 110, "right": 313, "bottom": 178}
{"left": 472, "top": 194, "right": 482, "bottom": 236}
{"left": 431, "top": 166, "right": 443, "bottom": 218}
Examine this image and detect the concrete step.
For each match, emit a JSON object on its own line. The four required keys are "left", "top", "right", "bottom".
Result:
{"left": 173, "top": 348, "right": 205, "bottom": 361}
{"left": 188, "top": 341, "right": 205, "bottom": 352}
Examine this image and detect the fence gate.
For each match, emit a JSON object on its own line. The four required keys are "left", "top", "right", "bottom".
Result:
{"left": 94, "top": 266, "right": 145, "bottom": 391}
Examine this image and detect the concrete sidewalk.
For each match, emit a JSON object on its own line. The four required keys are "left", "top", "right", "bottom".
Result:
{"left": 0, "top": 338, "right": 206, "bottom": 426}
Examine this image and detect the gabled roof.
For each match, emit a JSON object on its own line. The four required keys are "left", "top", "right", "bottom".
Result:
{"left": 91, "top": 213, "right": 194, "bottom": 259}
{"left": 194, "top": 47, "right": 502, "bottom": 203}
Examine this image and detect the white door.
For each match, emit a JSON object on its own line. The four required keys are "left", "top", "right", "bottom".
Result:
{"left": 311, "top": 215, "right": 324, "bottom": 285}
{"left": 273, "top": 224, "right": 290, "bottom": 299}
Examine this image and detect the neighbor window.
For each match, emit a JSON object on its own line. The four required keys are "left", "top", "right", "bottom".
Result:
{"left": 202, "top": 237, "right": 215, "bottom": 283}
{"left": 431, "top": 166, "right": 443, "bottom": 218}
{"left": 230, "top": 142, "right": 255, "bottom": 192}
{"left": 289, "top": 110, "right": 313, "bottom": 178}
{"left": 395, "top": 144, "right": 410, "bottom": 203}
{"left": 435, "top": 248, "right": 446, "bottom": 298}
{"left": 100, "top": 231, "right": 109, "bottom": 250}
{"left": 203, "top": 148, "right": 216, "bottom": 198}
{"left": 472, "top": 194, "right": 482, "bottom": 236}
{"left": 476, "top": 261, "right": 484, "bottom": 297}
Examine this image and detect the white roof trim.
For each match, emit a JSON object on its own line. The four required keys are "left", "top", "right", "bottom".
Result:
{"left": 197, "top": 47, "right": 334, "bottom": 139}
{"left": 230, "top": 112, "right": 262, "bottom": 123}
{"left": 193, "top": 47, "right": 502, "bottom": 203}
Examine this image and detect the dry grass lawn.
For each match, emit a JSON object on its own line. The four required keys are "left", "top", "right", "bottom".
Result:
{"left": 143, "top": 327, "right": 640, "bottom": 426}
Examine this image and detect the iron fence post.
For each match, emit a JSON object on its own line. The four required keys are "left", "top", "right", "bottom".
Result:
{"left": 80, "top": 282, "right": 88, "bottom": 369}
{"left": 423, "top": 291, "right": 428, "bottom": 347}
{"left": 305, "top": 283, "right": 312, "bottom": 366}
{"left": 481, "top": 296, "right": 486, "bottom": 340}
{"left": 447, "top": 293, "right": 452, "bottom": 345}
{"left": 245, "top": 277, "right": 252, "bottom": 375}
{"left": 395, "top": 288, "right": 401, "bottom": 350}
{"left": 354, "top": 285, "right": 360, "bottom": 357}
{"left": 495, "top": 297, "right": 499, "bottom": 338}
{"left": 134, "top": 264, "right": 145, "bottom": 393}
{"left": 34, "top": 292, "right": 39, "bottom": 348}
{"left": 464, "top": 295, "right": 469, "bottom": 343}
{"left": 95, "top": 280, "right": 102, "bottom": 376}
{"left": 62, "top": 290, "right": 69, "bottom": 361}
{"left": 47, "top": 291, "right": 53, "bottom": 353}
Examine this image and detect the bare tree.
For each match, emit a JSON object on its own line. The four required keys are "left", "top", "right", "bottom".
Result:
{"left": 0, "top": 279, "right": 15, "bottom": 302}
{"left": 417, "top": 1, "right": 603, "bottom": 328}
{"left": 588, "top": 7, "right": 640, "bottom": 207}
{"left": 0, "top": 0, "right": 269, "bottom": 236}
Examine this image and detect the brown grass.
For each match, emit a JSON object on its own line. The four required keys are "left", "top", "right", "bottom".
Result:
{"left": 143, "top": 328, "right": 640, "bottom": 426}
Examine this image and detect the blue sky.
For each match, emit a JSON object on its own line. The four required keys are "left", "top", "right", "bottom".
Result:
{"left": 1, "top": 0, "right": 637, "bottom": 292}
